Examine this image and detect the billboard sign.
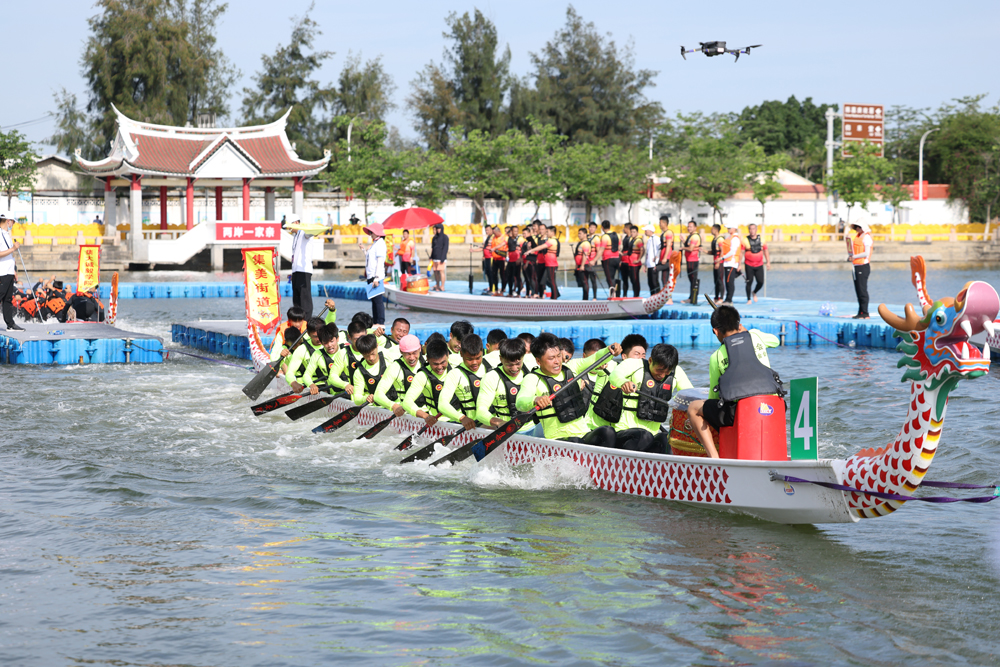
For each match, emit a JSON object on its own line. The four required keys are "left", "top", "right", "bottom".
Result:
{"left": 842, "top": 104, "right": 884, "bottom": 157}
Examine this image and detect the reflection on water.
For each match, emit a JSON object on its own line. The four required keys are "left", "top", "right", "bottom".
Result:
{"left": 2, "top": 270, "right": 1000, "bottom": 665}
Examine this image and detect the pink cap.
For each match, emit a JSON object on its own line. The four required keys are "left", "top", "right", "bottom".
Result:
{"left": 399, "top": 334, "right": 421, "bottom": 353}
{"left": 364, "top": 222, "right": 385, "bottom": 237}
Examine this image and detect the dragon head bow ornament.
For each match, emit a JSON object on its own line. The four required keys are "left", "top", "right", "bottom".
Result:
{"left": 844, "top": 257, "right": 997, "bottom": 519}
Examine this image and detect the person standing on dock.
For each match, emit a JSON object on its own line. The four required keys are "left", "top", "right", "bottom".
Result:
{"left": 398, "top": 230, "right": 415, "bottom": 276}
{"left": 721, "top": 223, "right": 742, "bottom": 305}
{"left": 709, "top": 223, "right": 724, "bottom": 303}
{"left": 847, "top": 220, "right": 874, "bottom": 319}
{"left": 363, "top": 222, "right": 387, "bottom": 325}
{"left": 681, "top": 220, "right": 701, "bottom": 304}
{"left": 488, "top": 225, "right": 508, "bottom": 296}
{"left": 743, "top": 224, "right": 770, "bottom": 303}
{"left": 505, "top": 226, "right": 523, "bottom": 297}
{"left": 642, "top": 224, "right": 662, "bottom": 296}
{"left": 0, "top": 213, "right": 24, "bottom": 331}
{"left": 597, "top": 220, "right": 620, "bottom": 298}
{"left": 574, "top": 228, "right": 596, "bottom": 301}
{"left": 430, "top": 223, "right": 449, "bottom": 291}
{"left": 287, "top": 215, "right": 318, "bottom": 318}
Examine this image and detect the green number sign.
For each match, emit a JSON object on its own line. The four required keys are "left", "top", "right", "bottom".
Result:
{"left": 789, "top": 377, "right": 819, "bottom": 460}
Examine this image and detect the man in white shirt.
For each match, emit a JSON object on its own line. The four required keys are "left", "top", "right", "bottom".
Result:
{"left": 287, "top": 214, "right": 318, "bottom": 317}
{"left": 364, "top": 222, "right": 387, "bottom": 325}
{"left": 0, "top": 214, "right": 24, "bottom": 331}
{"left": 642, "top": 224, "right": 661, "bottom": 295}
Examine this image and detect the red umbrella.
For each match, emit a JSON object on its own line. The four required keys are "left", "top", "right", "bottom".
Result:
{"left": 382, "top": 207, "right": 444, "bottom": 230}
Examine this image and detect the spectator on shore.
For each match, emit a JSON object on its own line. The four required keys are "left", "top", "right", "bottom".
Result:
{"left": 363, "top": 222, "right": 387, "bottom": 325}
{"left": 430, "top": 223, "right": 449, "bottom": 291}
{"left": 398, "top": 230, "right": 415, "bottom": 275}
{"left": 743, "top": 223, "right": 770, "bottom": 303}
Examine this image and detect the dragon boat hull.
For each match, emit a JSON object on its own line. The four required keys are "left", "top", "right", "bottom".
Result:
{"left": 314, "top": 397, "right": 857, "bottom": 525}
{"left": 385, "top": 285, "right": 673, "bottom": 321}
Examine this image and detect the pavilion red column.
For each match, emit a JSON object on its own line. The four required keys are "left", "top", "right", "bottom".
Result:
{"left": 186, "top": 178, "right": 194, "bottom": 230}
{"left": 159, "top": 186, "right": 168, "bottom": 230}
{"left": 215, "top": 186, "right": 223, "bottom": 221}
{"left": 242, "top": 178, "right": 250, "bottom": 221}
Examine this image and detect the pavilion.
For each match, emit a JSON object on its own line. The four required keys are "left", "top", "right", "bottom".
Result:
{"left": 76, "top": 105, "right": 330, "bottom": 257}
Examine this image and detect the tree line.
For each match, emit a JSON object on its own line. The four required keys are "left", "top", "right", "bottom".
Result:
{"left": 9, "top": 0, "right": 999, "bottom": 226}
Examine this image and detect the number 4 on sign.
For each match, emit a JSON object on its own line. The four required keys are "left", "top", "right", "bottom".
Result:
{"left": 789, "top": 377, "right": 819, "bottom": 460}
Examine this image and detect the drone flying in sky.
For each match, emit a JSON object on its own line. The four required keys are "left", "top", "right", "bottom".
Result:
{"left": 680, "top": 41, "right": 763, "bottom": 62}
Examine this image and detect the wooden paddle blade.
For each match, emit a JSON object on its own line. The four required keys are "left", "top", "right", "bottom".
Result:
{"left": 250, "top": 390, "right": 302, "bottom": 416}
{"left": 312, "top": 405, "right": 363, "bottom": 434}
{"left": 360, "top": 415, "right": 395, "bottom": 439}
{"left": 242, "top": 360, "right": 280, "bottom": 400}
{"left": 286, "top": 395, "right": 335, "bottom": 421}
{"left": 473, "top": 413, "right": 533, "bottom": 462}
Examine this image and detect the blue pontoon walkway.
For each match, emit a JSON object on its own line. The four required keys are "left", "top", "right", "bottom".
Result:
{"left": 0, "top": 322, "right": 164, "bottom": 365}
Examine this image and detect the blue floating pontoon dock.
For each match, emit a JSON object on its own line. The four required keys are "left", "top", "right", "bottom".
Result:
{"left": 0, "top": 322, "right": 165, "bottom": 365}
{"left": 85, "top": 281, "right": 368, "bottom": 301}
{"left": 171, "top": 295, "right": 902, "bottom": 363}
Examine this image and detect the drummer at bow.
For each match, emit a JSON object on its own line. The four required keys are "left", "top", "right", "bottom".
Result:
{"left": 685, "top": 305, "right": 781, "bottom": 458}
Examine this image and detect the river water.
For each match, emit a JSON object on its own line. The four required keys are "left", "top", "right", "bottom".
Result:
{"left": 2, "top": 266, "right": 999, "bottom": 665}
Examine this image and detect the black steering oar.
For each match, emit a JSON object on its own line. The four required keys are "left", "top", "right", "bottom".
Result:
{"left": 241, "top": 306, "right": 328, "bottom": 400}
{"left": 430, "top": 350, "right": 615, "bottom": 467}
{"left": 286, "top": 390, "right": 347, "bottom": 421}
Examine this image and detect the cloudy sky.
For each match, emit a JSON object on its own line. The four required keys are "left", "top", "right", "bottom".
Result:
{"left": 5, "top": 0, "right": 997, "bottom": 153}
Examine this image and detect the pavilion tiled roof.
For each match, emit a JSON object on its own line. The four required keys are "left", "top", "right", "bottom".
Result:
{"left": 76, "top": 105, "right": 330, "bottom": 179}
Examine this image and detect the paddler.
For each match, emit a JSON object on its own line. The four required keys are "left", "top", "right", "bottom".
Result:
{"left": 326, "top": 320, "right": 367, "bottom": 395}
{"left": 380, "top": 317, "right": 410, "bottom": 362}
{"left": 709, "top": 223, "right": 724, "bottom": 304}
{"left": 475, "top": 337, "right": 529, "bottom": 429}
{"left": 681, "top": 220, "right": 701, "bottom": 304}
{"left": 373, "top": 334, "right": 424, "bottom": 417}
{"left": 349, "top": 334, "right": 390, "bottom": 405}
{"left": 489, "top": 224, "right": 508, "bottom": 296}
{"left": 574, "top": 227, "right": 595, "bottom": 301}
{"left": 275, "top": 326, "right": 302, "bottom": 378}
{"left": 516, "top": 332, "right": 538, "bottom": 372}
{"left": 592, "top": 342, "right": 692, "bottom": 453}
{"left": 597, "top": 220, "right": 620, "bottom": 298}
{"left": 505, "top": 226, "right": 522, "bottom": 297}
{"left": 268, "top": 306, "right": 307, "bottom": 361}
{"left": 437, "top": 333, "right": 487, "bottom": 431}
{"left": 524, "top": 225, "right": 560, "bottom": 300}
{"left": 284, "top": 316, "right": 326, "bottom": 390}
{"left": 300, "top": 323, "right": 340, "bottom": 394}
{"left": 514, "top": 333, "right": 620, "bottom": 447}
{"left": 402, "top": 338, "right": 453, "bottom": 426}
{"left": 557, "top": 337, "right": 574, "bottom": 363}
{"left": 686, "top": 305, "right": 782, "bottom": 458}
{"left": 484, "top": 329, "right": 506, "bottom": 369}
{"left": 581, "top": 337, "right": 617, "bottom": 407}
{"left": 721, "top": 222, "right": 742, "bottom": 305}
{"left": 448, "top": 320, "right": 474, "bottom": 367}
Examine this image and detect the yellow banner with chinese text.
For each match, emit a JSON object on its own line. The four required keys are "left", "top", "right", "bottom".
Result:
{"left": 242, "top": 247, "right": 281, "bottom": 334}
{"left": 77, "top": 245, "right": 101, "bottom": 293}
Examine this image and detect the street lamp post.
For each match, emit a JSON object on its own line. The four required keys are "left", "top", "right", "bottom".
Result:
{"left": 918, "top": 128, "right": 938, "bottom": 202}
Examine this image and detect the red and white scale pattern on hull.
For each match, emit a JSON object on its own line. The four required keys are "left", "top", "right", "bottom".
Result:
{"left": 504, "top": 439, "right": 732, "bottom": 504}
{"left": 842, "top": 381, "right": 942, "bottom": 519}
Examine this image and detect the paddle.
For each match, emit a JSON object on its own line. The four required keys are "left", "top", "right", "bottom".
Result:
{"left": 241, "top": 306, "right": 328, "bottom": 400}
{"left": 251, "top": 384, "right": 332, "bottom": 416}
{"left": 394, "top": 423, "right": 431, "bottom": 451}
{"left": 312, "top": 403, "right": 365, "bottom": 434}
{"left": 400, "top": 424, "right": 479, "bottom": 464}
{"left": 431, "top": 350, "right": 616, "bottom": 467}
{"left": 704, "top": 294, "right": 718, "bottom": 310}
{"left": 286, "top": 390, "right": 347, "bottom": 421}
{"left": 360, "top": 412, "right": 398, "bottom": 439}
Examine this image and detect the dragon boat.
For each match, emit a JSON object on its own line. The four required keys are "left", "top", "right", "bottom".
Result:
{"left": 385, "top": 256, "right": 682, "bottom": 321}
{"left": 247, "top": 257, "right": 998, "bottom": 524}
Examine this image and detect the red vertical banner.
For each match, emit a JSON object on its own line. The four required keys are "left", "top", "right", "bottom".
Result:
{"left": 77, "top": 245, "right": 101, "bottom": 293}
{"left": 242, "top": 246, "right": 281, "bottom": 334}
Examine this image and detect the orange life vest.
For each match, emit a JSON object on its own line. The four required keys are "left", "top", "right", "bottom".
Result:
{"left": 399, "top": 238, "right": 414, "bottom": 262}
{"left": 852, "top": 232, "right": 873, "bottom": 265}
